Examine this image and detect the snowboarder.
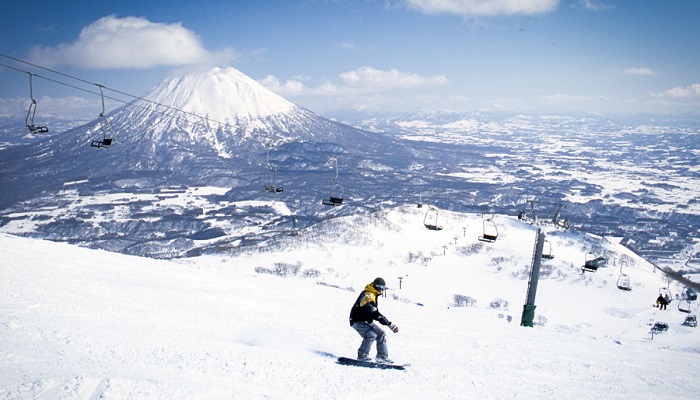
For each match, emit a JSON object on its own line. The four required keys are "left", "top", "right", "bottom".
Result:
{"left": 656, "top": 294, "right": 667, "bottom": 310}
{"left": 349, "top": 277, "right": 399, "bottom": 364}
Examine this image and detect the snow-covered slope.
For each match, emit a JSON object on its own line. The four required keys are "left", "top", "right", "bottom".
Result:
{"left": 0, "top": 66, "right": 394, "bottom": 210}
{"left": 1, "top": 206, "right": 698, "bottom": 399}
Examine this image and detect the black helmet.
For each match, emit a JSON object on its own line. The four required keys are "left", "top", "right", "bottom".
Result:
{"left": 373, "top": 277, "right": 386, "bottom": 291}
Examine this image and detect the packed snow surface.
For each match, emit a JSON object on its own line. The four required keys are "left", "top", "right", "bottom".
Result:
{"left": 1, "top": 206, "right": 699, "bottom": 399}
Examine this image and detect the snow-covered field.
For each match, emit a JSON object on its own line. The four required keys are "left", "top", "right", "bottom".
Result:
{"left": 1, "top": 206, "right": 699, "bottom": 399}
{"left": 393, "top": 118, "right": 700, "bottom": 215}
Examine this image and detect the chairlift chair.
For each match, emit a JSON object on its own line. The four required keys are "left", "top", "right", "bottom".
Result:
{"left": 651, "top": 322, "right": 669, "bottom": 333}
{"left": 581, "top": 253, "right": 606, "bottom": 273}
{"left": 478, "top": 219, "right": 498, "bottom": 242}
{"left": 683, "top": 287, "right": 698, "bottom": 302}
{"left": 322, "top": 196, "right": 344, "bottom": 206}
{"left": 262, "top": 145, "right": 284, "bottom": 193}
{"left": 90, "top": 114, "right": 114, "bottom": 148}
{"left": 682, "top": 314, "right": 697, "bottom": 327}
{"left": 25, "top": 73, "right": 48, "bottom": 134}
{"left": 678, "top": 300, "right": 692, "bottom": 314}
{"left": 555, "top": 218, "right": 571, "bottom": 229}
{"left": 616, "top": 261, "right": 632, "bottom": 291}
{"left": 322, "top": 156, "right": 344, "bottom": 206}
{"left": 423, "top": 206, "right": 442, "bottom": 231}
{"left": 90, "top": 85, "right": 114, "bottom": 148}
{"left": 263, "top": 182, "right": 284, "bottom": 194}
{"left": 659, "top": 287, "right": 673, "bottom": 305}
{"left": 617, "top": 275, "right": 632, "bottom": 291}
{"left": 263, "top": 184, "right": 284, "bottom": 193}
{"left": 262, "top": 166, "right": 283, "bottom": 193}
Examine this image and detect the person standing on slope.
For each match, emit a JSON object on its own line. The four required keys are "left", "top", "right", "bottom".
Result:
{"left": 349, "top": 277, "right": 399, "bottom": 363}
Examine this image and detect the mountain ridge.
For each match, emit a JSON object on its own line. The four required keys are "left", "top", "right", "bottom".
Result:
{"left": 0, "top": 68, "right": 698, "bottom": 282}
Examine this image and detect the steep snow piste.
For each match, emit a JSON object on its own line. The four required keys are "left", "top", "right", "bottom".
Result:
{"left": 1, "top": 206, "right": 698, "bottom": 399}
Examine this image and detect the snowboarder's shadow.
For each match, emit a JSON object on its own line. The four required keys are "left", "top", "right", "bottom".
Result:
{"left": 314, "top": 350, "right": 337, "bottom": 359}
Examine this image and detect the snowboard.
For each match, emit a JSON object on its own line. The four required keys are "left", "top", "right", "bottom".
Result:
{"left": 337, "top": 356, "right": 407, "bottom": 370}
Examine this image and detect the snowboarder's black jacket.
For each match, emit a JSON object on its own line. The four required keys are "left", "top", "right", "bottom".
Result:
{"left": 349, "top": 283, "right": 391, "bottom": 326}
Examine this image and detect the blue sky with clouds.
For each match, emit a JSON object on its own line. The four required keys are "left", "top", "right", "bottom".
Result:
{"left": 1, "top": 0, "right": 699, "bottom": 119}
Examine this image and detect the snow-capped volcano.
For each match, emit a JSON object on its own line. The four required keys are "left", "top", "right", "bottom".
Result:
{"left": 0, "top": 65, "right": 400, "bottom": 214}
{"left": 143, "top": 66, "right": 296, "bottom": 122}
{"left": 114, "top": 65, "right": 376, "bottom": 150}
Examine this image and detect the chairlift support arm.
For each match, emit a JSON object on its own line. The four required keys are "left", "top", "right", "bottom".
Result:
{"left": 330, "top": 155, "right": 339, "bottom": 181}
{"left": 27, "top": 72, "right": 36, "bottom": 101}
{"left": 97, "top": 84, "right": 106, "bottom": 117}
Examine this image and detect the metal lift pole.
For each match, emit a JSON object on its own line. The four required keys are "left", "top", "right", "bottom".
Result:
{"left": 521, "top": 228, "right": 545, "bottom": 327}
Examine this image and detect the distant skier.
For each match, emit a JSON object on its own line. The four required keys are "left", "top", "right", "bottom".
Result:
{"left": 656, "top": 294, "right": 668, "bottom": 310}
{"left": 349, "top": 277, "right": 399, "bottom": 363}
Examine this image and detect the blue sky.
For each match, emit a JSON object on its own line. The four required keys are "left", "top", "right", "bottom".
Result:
{"left": 1, "top": 0, "right": 699, "bottom": 119}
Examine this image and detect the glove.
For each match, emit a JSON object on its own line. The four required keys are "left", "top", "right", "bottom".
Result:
{"left": 389, "top": 323, "right": 399, "bottom": 333}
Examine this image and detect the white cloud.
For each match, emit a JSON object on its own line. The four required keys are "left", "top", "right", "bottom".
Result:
{"left": 339, "top": 66, "right": 448, "bottom": 89}
{"left": 655, "top": 83, "right": 700, "bottom": 98}
{"left": 259, "top": 75, "right": 304, "bottom": 94}
{"left": 259, "top": 67, "right": 450, "bottom": 114}
{"left": 540, "top": 93, "right": 608, "bottom": 102}
{"left": 262, "top": 67, "right": 448, "bottom": 98}
{"left": 624, "top": 67, "right": 654, "bottom": 76}
{"left": 26, "top": 15, "right": 235, "bottom": 69}
{"left": 405, "top": 0, "right": 560, "bottom": 16}
{"left": 317, "top": 81, "right": 342, "bottom": 94}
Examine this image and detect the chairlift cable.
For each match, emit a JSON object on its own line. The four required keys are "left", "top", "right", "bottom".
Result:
{"left": 0, "top": 61, "right": 29, "bottom": 75}
{"left": 0, "top": 59, "right": 225, "bottom": 129}
{"left": 0, "top": 62, "right": 124, "bottom": 103}
{"left": 2, "top": 61, "right": 229, "bottom": 140}
{"left": 1, "top": 53, "right": 98, "bottom": 88}
{"left": 0, "top": 54, "right": 262, "bottom": 136}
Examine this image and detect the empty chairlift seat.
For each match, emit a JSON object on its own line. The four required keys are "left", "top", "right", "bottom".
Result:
{"left": 478, "top": 219, "right": 498, "bottom": 242}
{"left": 581, "top": 256, "right": 607, "bottom": 272}
{"left": 323, "top": 196, "right": 344, "bottom": 206}
{"left": 90, "top": 85, "right": 115, "bottom": 149}
{"left": 91, "top": 137, "right": 113, "bottom": 148}
{"left": 617, "top": 274, "right": 632, "bottom": 291}
{"left": 683, "top": 314, "right": 697, "bottom": 327}
{"left": 25, "top": 74, "right": 49, "bottom": 134}
{"left": 651, "top": 322, "right": 669, "bottom": 333}
{"left": 321, "top": 155, "right": 344, "bottom": 206}
{"left": 423, "top": 207, "right": 442, "bottom": 231}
